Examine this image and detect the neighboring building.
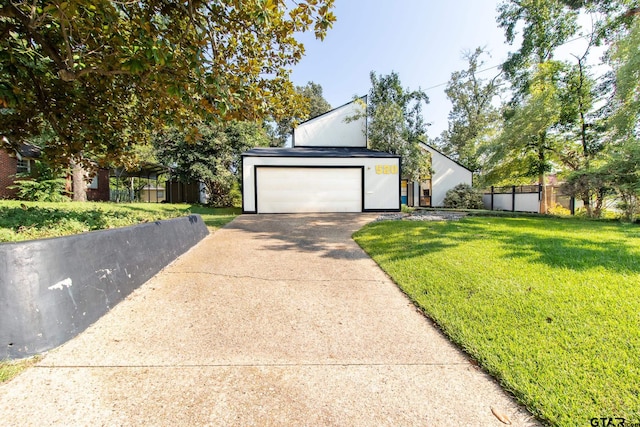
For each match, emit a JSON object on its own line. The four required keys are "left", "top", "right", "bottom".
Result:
{"left": 404, "top": 143, "right": 474, "bottom": 208}
{"left": 1, "top": 140, "right": 110, "bottom": 201}
{"left": 139, "top": 185, "right": 166, "bottom": 203}
{"left": 0, "top": 142, "right": 41, "bottom": 199}
{"left": 65, "top": 165, "right": 110, "bottom": 202}
{"left": 164, "top": 180, "right": 204, "bottom": 204}
{"left": 86, "top": 168, "right": 110, "bottom": 201}
{"left": 241, "top": 99, "right": 401, "bottom": 213}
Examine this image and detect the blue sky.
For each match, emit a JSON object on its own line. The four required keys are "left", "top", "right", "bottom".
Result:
{"left": 289, "top": 0, "right": 599, "bottom": 139}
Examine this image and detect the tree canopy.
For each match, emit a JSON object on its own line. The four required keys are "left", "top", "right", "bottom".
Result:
{"left": 364, "top": 71, "right": 431, "bottom": 182}
{"left": 0, "top": 0, "right": 336, "bottom": 166}
{"left": 484, "top": 0, "right": 640, "bottom": 218}
{"left": 436, "top": 47, "right": 503, "bottom": 173}
{"left": 154, "top": 120, "right": 270, "bottom": 207}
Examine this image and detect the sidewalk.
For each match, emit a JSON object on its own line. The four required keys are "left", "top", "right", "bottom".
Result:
{"left": 0, "top": 214, "right": 540, "bottom": 426}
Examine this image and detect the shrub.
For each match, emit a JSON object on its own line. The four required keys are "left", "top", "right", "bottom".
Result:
{"left": 548, "top": 204, "right": 571, "bottom": 216}
{"left": 8, "top": 160, "right": 69, "bottom": 202}
{"left": 443, "top": 184, "right": 483, "bottom": 209}
{"left": 10, "top": 178, "right": 69, "bottom": 202}
{"left": 401, "top": 204, "right": 415, "bottom": 213}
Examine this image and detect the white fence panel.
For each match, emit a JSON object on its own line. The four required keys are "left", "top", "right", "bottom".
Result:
{"left": 514, "top": 193, "right": 540, "bottom": 212}
{"left": 483, "top": 185, "right": 541, "bottom": 213}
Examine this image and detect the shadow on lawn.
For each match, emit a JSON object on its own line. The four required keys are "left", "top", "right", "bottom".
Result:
{"left": 360, "top": 217, "right": 640, "bottom": 274}
{"left": 497, "top": 231, "right": 639, "bottom": 273}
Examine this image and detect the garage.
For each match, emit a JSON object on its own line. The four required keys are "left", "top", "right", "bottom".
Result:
{"left": 256, "top": 167, "right": 363, "bottom": 213}
{"left": 241, "top": 99, "right": 401, "bottom": 214}
{"left": 242, "top": 147, "right": 400, "bottom": 213}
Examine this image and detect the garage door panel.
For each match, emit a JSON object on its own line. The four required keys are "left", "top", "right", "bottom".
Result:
{"left": 257, "top": 167, "right": 362, "bottom": 213}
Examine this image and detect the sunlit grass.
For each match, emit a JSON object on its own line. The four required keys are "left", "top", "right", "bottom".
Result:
{"left": 354, "top": 216, "right": 640, "bottom": 426}
{"left": 0, "top": 201, "right": 240, "bottom": 242}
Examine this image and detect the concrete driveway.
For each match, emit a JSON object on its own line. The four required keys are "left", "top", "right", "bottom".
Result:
{"left": 0, "top": 214, "right": 540, "bottom": 426}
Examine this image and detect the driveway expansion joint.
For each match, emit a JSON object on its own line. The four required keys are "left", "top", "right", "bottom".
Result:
{"left": 34, "top": 362, "right": 472, "bottom": 369}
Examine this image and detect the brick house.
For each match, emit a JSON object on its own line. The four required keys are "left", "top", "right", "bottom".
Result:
{"left": 1, "top": 141, "right": 109, "bottom": 201}
{"left": 0, "top": 142, "right": 42, "bottom": 199}
{"left": 63, "top": 165, "right": 111, "bottom": 202}
{"left": 85, "top": 168, "right": 110, "bottom": 201}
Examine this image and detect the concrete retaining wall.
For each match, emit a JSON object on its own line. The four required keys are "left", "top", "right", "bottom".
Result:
{"left": 0, "top": 215, "right": 209, "bottom": 360}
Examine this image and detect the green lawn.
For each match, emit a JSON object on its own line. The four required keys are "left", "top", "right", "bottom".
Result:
{"left": 0, "top": 201, "right": 241, "bottom": 242}
{"left": 353, "top": 216, "right": 640, "bottom": 427}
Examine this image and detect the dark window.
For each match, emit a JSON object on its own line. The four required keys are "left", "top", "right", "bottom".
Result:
{"left": 16, "top": 159, "right": 31, "bottom": 174}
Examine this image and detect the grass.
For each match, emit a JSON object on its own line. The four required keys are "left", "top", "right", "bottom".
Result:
{"left": 353, "top": 216, "right": 640, "bottom": 426}
{"left": 0, "top": 201, "right": 241, "bottom": 242}
{"left": 0, "top": 356, "right": 41, "bottom": 383}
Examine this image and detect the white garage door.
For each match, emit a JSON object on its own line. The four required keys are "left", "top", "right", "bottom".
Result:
{"left": 256, "top": 167, "right": 362, "bottom": 213}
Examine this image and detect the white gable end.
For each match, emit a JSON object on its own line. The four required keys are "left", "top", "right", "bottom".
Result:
{"left": 293, "top": 99, "right": 366, "bottom": 148}
{"left": 420, "top": 143, "right": 473, "bottom": 207}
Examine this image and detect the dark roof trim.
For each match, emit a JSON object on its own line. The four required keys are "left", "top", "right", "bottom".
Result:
{"left": 2, "top": 137, "right": 42, "bottom": 159}
{"left": 292, "top": 144, "right": 367, "bottom": 149}
{"left": 111, "top": 162, "right": 169, "bottom": 178}
{"left": 16, "top": 143, "right": 41, "bottom": 159}
{"left": 419, "top": 142, "right": 473, "bottom": 173}
{"left": 242, "top": 147, "right": 399, "bottom": 159}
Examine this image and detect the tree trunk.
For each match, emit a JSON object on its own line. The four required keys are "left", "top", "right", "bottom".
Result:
{"left": 593, "top": 190, "right": 604, "bottom": 218}
{"left": 71, "top": 158, "right": 87, "bottom": 202}
{"left": 539, "top": 173, "right": 548, "bottom": 214}
{"left": 583, "top": 196, "right": 593, "bottom": 217}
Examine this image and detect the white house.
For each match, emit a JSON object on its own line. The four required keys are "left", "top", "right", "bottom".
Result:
{"left": 403, "top": 143, "right": 473, "bottom": 208}
{"left": 241, "top": 99, "right": 473, "bottom": 213}
{"left": 241, "top": 99, "right": 401, "bottom": 213}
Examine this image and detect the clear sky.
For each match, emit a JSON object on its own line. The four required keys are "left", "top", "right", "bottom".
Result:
{"left": 289, "top": 0, "right": 599, "bottom": 139}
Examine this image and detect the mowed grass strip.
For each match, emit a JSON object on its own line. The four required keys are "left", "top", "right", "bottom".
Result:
{"left": 353, "top": 216, "right": 640, "bottom": 426}
{"left": 0, "top": 201, "right": 240, "bottom": 242}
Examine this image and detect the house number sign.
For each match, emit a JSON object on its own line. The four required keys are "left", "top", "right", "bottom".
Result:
{"left": 375, "top": 165, "right": 398, "bottom": 175}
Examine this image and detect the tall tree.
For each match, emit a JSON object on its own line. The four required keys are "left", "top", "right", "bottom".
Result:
{"left": 498, "top": 0, "right": 579, "bottom": 93}
{"left": 0, "top": 0, "right": 336, "bottom": 167}
{"left": 437, "top": 47, "right": 503, "bottom": 174}
{"left": 364, "top": 71, "right": 431, "bottom": 182}
{"left": 485, "top": 61, "right": 565, "bottom": 191}
{"left": 605, "top": 15, "right": 640, "bottom": 221}
{"left": 546, "top": 21, "right": 612, "bottom": 217}
{"left": 608, "top": 16, "right": 640, "bottom": 139}
{"left": 154, "top": 121, "right": 270, "bottom": 207}
{"left": 557, "top": 0, "right": 639, "bottom": 219}
{"left": 497, "top": 0, "right": 580, "bottom": 212}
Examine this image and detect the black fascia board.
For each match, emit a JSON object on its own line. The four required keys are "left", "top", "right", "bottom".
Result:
{"left": 242, "top": 147, "right": 399, "bottom": 158}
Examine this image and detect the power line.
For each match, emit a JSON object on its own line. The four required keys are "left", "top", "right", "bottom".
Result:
{"left": 423, "top": 32, "right": 604, "bottom": 92}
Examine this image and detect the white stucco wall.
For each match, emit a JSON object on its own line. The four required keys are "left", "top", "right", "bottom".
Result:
{"left": 242, "top": 155, "right": 400, "bottom": 212}
{"left": 293, "top": 100, "right": 366, "bottom": 148}
{"left": 420, "top": 144, "right": 473, "bottom": 207}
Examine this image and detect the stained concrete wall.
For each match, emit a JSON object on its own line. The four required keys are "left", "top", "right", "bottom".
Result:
{"left": 0, "top": 215, "right": 209, "bottom": 360}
